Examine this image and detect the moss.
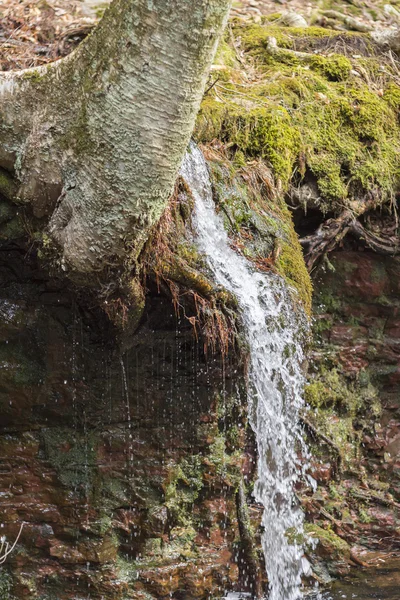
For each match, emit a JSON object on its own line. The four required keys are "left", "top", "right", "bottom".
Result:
{"left": 116, "top": 556, "right": 139, "bottom": 584}
{"left": 214, "top": 37, "right": 239, "bottom": 72}
{"left": 307, "top": 54, "right": 352, "bottom": 82}
{"left": 164, "top": 456, "right": 204, "bottom": 527}
{"left": 276, "top": 223, "right": 313, "bottom": 314}
{"left": 358, "top": 507, "right": 372, "bottom": 523}
{"left": 197, "top": 24, "right": 400, "bottom": 212}
{"left": 305, "top": 367, "right": 361, "bottom": 410}
{"left": 238, "top": 24, "right": 345, "bottom": 54}
{"left": 384, "top": 82, "right": 400, "bottom": 112}
{"left": 42, "top": 427, "right": 98, "bottom": 494}
{"left": 206, "top": 157, "right": 312, "bottom": 312}
{"left": 198, "top": 99, "right": 300, "bottom": 185}
{"left": 0, "top": 568, "right": 13, "bottom": 600}
{"left": 21, "top": 69, "right": 46, "bottom": 84}
{"left": 305, "top": 523, "right": 350, "bottom": 558}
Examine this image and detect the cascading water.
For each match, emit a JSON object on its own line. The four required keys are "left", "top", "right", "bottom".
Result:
{"left": 181, "top": 144, "right": 310, "bottom": 600}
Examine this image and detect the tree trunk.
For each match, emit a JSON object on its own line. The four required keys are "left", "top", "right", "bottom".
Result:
{"left": 0, "top": 0, "right": 231, "bottom": 282}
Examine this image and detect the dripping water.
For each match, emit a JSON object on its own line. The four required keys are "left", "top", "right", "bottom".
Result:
{"left": 181, "top": 143, "right": 310, "bottom": 600}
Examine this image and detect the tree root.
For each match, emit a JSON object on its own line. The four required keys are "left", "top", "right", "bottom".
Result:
{"left": 265, "top": 36, "right": 315, "bottom": 60}
{"left": 267, "top": 19, "right": 400, "bottom": 54}
{"left": 300, "top": 210, "right": 353, "bottom": 272}
{"left": 300, "top": 197, "right": 398, "bottom": 271}
{"left": 350, "top": 220, "right": 399, "bottom": 255}
{"left": 320, "top": 10, "right": 372, "bottom": 33}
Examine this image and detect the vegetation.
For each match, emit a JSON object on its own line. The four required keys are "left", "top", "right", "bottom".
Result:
{"left": 197, "top": 24, "right": 400, "bottom": 213}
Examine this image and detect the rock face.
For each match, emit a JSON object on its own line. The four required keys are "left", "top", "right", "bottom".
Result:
{"left": 302, "top": 247, "right": 400, "bottom": 579}
{"left": 3, "top": 233, "right": 400, "bottom": 599}
{"left": 0, "top": 245, "right": 257, "bottom": 599}
{"left": 2, "top": 5, "right": 400, "bottom": 598}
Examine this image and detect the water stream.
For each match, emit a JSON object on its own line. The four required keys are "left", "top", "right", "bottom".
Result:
{"left": 180, "top": 144, "right": 310, "bottom": 600}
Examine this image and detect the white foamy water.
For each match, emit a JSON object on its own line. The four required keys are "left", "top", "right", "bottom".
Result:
{"left": 181, "top": 144, "right": 310, "bottom": 600}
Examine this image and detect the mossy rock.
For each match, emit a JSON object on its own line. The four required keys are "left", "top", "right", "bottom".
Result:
{"left": 196, "top": 23, "right": 400, "bottom": 211}
{"left": 306, "top": 523, "right": 350, "bottom": 559}
{"left": 206, "top": 156, "right": 312, "bottom": 312}
{"left": 42, "top": 427, "right": 98, "bottom": 494}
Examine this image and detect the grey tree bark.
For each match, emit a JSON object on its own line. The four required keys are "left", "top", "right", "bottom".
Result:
{"left": 0, "top": 0, "right": 231, "bottom": 282}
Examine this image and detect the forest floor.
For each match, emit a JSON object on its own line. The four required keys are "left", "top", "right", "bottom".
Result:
{"left": 232, "top": 0, "right": 398, "bottom": 23}
{"left": 0, "top": 0, "right": 109, "bottom": 70}
{"left": 2, "top": 0, "right": 400, "bottom": 70}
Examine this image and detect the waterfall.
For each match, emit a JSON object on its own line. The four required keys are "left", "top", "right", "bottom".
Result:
{"left": 180, "top": 144, "right": 310, "bottom": 600}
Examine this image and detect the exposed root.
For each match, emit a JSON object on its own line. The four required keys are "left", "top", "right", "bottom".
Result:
{"left": 299, "top": 194, "right": 394, "bottom": 270}
{"left": 300, "top": 210, "right": 353, "bottom": 272}
{"left": 350, "top": 220, "right": 399, "bottom": 255}
{"left": 141, "top": 181, "right": 238, "bottom": 356}
{"left": 265, "top": 36, "right": 315, "bottom": 59}
{"left": 320, "top": 11, "right": 372, "bottom": 33}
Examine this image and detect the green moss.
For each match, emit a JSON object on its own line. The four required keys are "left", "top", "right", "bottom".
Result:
{"left": 305, "top": 367, "right": 360, "bottom": 410}
{"left": 305, "top": 523, "right": 350, "bottom": 558}
{"left": 197, "top": 24, "right": 400, "bottom": 212}
{"left": 206, "top": 158, "right": 312, "bottom": 312}
{"left": 384, "top": 82, "right": 400, "bottom": 111}
{"left": 307, "top": 54, "right": 352, "bottom": 81}
{"left": 198, "top": 99, "right": 300, "bottom": 185}
{"left": 358, "top": 507, "right": 372, "bottom": 523}
{"left": 238, "top": 24, "right": 344, "bottom": 54}
{"left": 277, "top": 222, "right": 313, "bottom": 314}
{"left": 116, "top": 556, "right": 139, "bottom": 584}
{"left": 21, "top": 69, "right": 46, "bottom": 84}
{"left": 164, "top": 456, "right": 204, "bottom": 527}
{"left": 214, "top": 37, "right": 239, "bottom": 71}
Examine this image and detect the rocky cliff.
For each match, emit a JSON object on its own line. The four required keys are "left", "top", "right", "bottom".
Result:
{"left": 1, "top": 1, "right": 400, "bottom": 598}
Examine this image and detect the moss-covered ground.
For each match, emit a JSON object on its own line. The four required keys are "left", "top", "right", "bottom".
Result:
{"left": 197, "top": 23, "right": 400, "bottom": 212}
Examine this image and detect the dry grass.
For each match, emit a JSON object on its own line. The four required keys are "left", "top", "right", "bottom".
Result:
{"left": 0, "top": 0, "right": 102, "bottom": 70}
{"left": 141, "top": 181, "right": 238, "bottom": 356}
